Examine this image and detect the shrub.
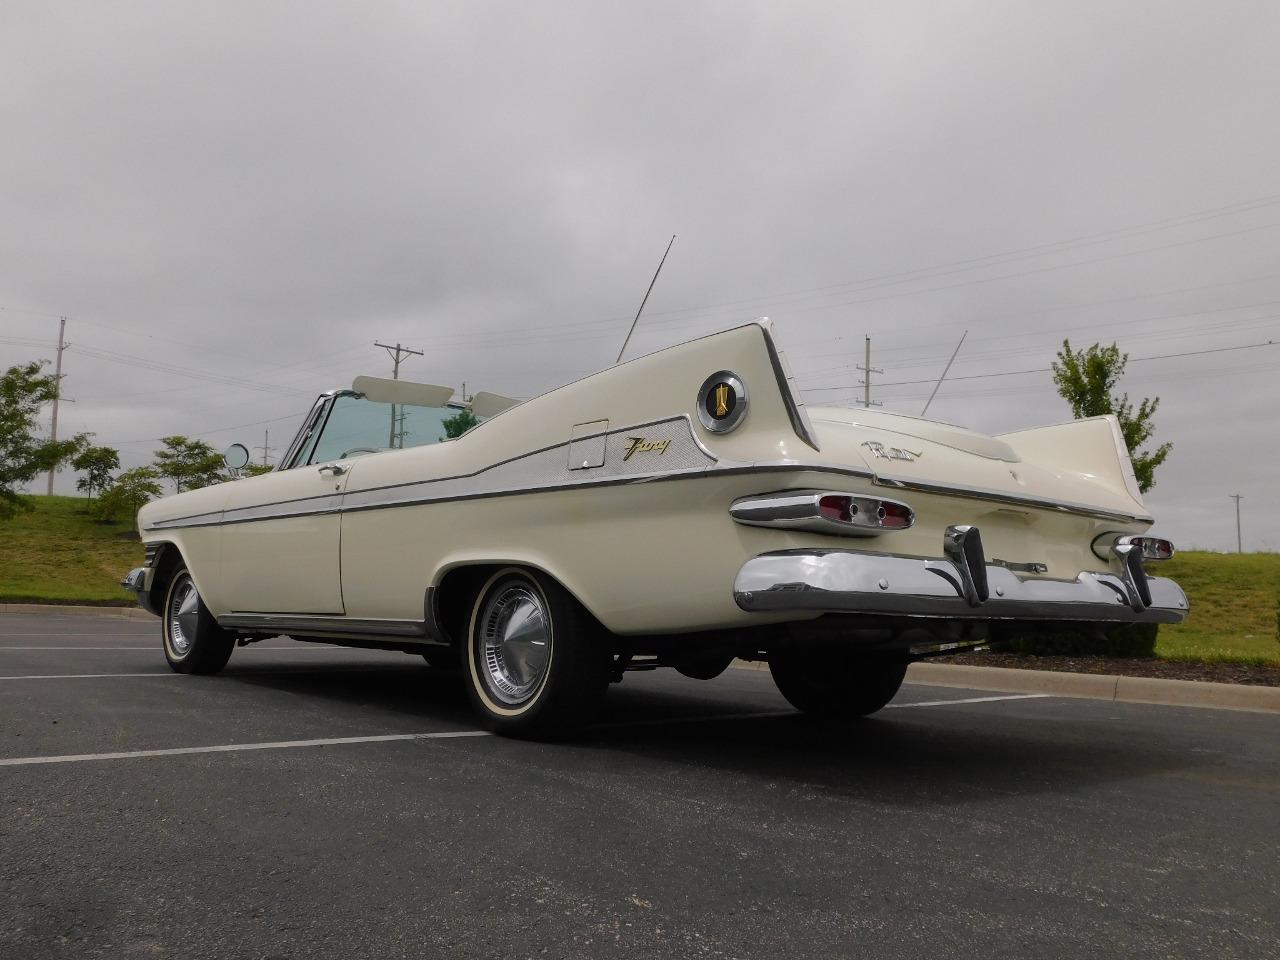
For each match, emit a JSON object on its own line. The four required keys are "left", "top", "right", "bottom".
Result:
{"left": 989, "top": 621, "right": 1158, "bottom": 658}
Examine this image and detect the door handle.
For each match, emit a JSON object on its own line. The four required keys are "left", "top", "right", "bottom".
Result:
{"left": 318, "top": 464, "right": 347, "bottom": 477}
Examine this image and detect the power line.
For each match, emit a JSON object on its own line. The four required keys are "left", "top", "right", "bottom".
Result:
{"left": 802, "top": 339, "right": 1280, "bottom": 393}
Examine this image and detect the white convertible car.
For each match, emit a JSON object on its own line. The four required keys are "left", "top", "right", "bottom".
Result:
{"left": 123, "top": 321, "right": 1187, "bottom": 737}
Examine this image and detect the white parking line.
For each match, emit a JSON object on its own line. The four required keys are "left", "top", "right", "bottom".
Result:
{"left": 887, "top": 693, "right": 1051, "bottom": 708}
{"left": 0, "top": 693, "right": 1059, "bottom": 768}
{"left": 0, "top": 672, "right": 177, "bottom": 680}
{"left": 0, "top": 730, "right": 492, "bottom": 767}
{"left": 0, "top": 646, "right": 373, "bottom": 651}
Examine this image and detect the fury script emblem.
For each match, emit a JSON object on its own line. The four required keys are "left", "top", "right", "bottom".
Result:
{"left": 861, "top": 440, "right": 922, "bottom": 462}
{"left": 623, "top": 436, "right": 671, "bottom": 461}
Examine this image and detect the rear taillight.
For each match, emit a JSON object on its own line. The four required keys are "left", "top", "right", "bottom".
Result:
{"left": 731, "top": 490, "right": 915, "bottom": 536}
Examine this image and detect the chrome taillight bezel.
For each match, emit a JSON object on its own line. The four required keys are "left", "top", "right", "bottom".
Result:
{"left": 1091, "top": 532, "right": 1176, "bottom": 562}
{"left": 729, "top": 490, "right": 915, "bottom": 537}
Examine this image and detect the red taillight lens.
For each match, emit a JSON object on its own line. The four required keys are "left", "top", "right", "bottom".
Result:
{"left": 818, "top": 495, "right": 855, "bottom": 522}
{"left": 879, "top": 501, "right": 913, "bottom": 529}
{"left": 1133, "top": 537, "right": 1175, "bottom": 560}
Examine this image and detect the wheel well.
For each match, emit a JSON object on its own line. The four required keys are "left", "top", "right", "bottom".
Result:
{"left": 147, "top": 543, "right": 186, "bottom": 611}
{"left": 432, "top": 564, "right": 505, "bottom": 646}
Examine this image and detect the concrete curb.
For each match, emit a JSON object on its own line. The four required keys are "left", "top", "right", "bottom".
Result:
{"left": 905, "top": 662, "right": 1280, "bottom": 715}
{"left": 0, "top": 603, "right": 152, "bottom": 621}
{"left": 732, "top": 660, "right": 1280, "bottom": 714}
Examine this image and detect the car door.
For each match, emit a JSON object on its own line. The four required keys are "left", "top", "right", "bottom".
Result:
{"left": 217, "top": 460, "right": 354, "bottom": 614}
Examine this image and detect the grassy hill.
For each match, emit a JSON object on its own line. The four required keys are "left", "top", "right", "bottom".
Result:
{"left": 1, "top": 496, "right": 1277, "bottom": 665}
{"left": 0, "top": 495, "right": 141, "bottom": 604}
{"left": 1155, "top": 551, "right": 1279, "bottom": 665}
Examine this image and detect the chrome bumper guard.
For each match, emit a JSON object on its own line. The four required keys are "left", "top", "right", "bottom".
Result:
{"left": 734, "top": 550, "right": 1189, "bottom": 624}
{"left": 121, "top": 566, "right": 160, "bottom": 616}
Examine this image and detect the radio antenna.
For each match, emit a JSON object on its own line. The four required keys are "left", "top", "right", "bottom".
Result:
{"left": 921, "top": 329, "right": 967, "bottom": 417}
{"left": 615, "top": 234, "right": 676, "bottom": 364}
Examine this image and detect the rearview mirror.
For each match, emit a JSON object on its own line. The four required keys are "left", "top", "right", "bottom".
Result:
{"left": 223, "top": 443, "right": 251, "bottom": 471}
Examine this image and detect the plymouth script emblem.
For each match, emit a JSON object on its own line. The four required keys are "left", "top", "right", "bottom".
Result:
{"left": 623, "top": 436, "right": 671, "bottom": 461}
{"left": 861, "top": 440, "right": 922, "bottom": 462}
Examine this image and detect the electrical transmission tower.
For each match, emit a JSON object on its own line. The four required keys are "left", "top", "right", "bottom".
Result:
{"left": 46, "top": 316, "right": 69, "bottom": 496}
{"left": 856, "top": 335, "right": 883, "bottom": 408}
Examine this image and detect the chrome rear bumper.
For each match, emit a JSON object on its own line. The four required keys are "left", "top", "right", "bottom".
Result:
{"left": 734, "top": 550, "right": 1189, "bottom": 625}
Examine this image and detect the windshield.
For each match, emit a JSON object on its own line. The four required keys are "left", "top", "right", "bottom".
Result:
{"left": 295, "top": 393, "right": 474, "bottom": 465}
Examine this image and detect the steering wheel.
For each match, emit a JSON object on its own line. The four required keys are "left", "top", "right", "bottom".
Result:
{"left": 338, "top": 447, "right": 381, "bottom": 459}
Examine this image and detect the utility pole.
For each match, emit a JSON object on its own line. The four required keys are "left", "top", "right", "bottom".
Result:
{"left": 374, "top": 341, "right": 424, "bottom": 381}
{"left": 46, "top": 316, "right": 69, "bottom": 496}
{"left": 254, "top": 429, "right": 274, "bottom": 468}
{"left": 856, "top": 335, "right": 883, "bottom": 409}
{"left": 374, "top": 341, "right": 424, "bottom": 449}
{"left": 1230, "top": 493, "right": 1244, "bottom": 553}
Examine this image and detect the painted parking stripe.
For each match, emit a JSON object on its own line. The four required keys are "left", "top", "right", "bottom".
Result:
{"left": 0, "top": 646, "right": 375, "bottom": 651}
{"left": 0, "top": 672, "right": 178, "bottom": 680}
{"left": 887, "top": 693, "right": 1051, "bottom": 708}
{"left": 0, "top": 730, "right": 492, "bottom": 768}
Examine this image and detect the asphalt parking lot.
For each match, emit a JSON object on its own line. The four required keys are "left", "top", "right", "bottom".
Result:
{"left": 1, "top": 611, "right": 1277, "bottom": 959}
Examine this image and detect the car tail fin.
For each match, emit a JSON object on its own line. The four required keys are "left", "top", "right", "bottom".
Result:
{"left": 998, "top": 415, "right": 1145, "bottom": 509}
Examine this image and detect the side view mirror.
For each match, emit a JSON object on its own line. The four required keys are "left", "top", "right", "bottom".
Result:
{"left": 223, "top": 443, "right": 251, "bottom": 475}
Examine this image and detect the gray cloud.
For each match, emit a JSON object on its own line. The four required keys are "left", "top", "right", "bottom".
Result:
{"left": 3, "top": 0, "right": 1277, "bottom": 549}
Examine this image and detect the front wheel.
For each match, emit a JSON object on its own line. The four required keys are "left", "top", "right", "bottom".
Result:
{"left": 162, "top": 568, "right": 236, "bottom": 675}
{"left": 768, "top": 653, "right": 907, "bottom": 718}
{"left": 463, "top": 568, "right": 611, "bottom": 739}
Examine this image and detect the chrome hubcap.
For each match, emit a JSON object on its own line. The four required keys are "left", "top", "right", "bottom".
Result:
{"left": 168, "top": 577, "right": 199, "bottom": 657}
{"left": 477, "top": 583, "right": 552, "bottom": 705}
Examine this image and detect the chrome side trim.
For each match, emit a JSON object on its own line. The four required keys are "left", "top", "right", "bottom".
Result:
{"left": 733, "top": 550, "right": 1189, "bottom": 624}
{"left": 871, "top": 473, "right": 1154, "bottom": 524}
{"left": 146, "top": 455, "right": 1147, "bottom": 532}
{"left": 147, "top": 415, "right": 719, "bottom": 531}
{"left": 219, "top": 613, "right": 428, "bottom": 638}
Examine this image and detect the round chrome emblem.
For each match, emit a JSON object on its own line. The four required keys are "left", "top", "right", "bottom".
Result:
{"left": 697, "top": 371, "right": 748, "bottom": 433}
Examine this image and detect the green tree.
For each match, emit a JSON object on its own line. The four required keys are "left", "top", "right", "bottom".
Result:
{"left": 72, "top": 445, "right": 121, "bottom": 501}
{"left": 242, "top": 462, "right": 275, "bottom": 477}
{"left": 0, "top": 360, "right": 89, "bottom": 520}
{"left": 1051, "top": 340, "right": 1172, "bottom": 494}
{"left": 441, "top": 408, "right": 479, "bottom": 439}
{"left": 96, "top": 466, "right": 164, "bottom": 524}
{"left": 153, "top": 435, "right": 225, "bottom": 492}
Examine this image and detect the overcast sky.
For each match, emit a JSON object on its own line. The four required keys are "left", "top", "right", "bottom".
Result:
{"left": 3, "top": 1, "right": 1277, "bottom": 550}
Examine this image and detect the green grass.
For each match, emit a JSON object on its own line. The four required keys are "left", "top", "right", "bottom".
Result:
{"left": 1155, "top": 551, "right": 1280, "bottom": 667}
{"left": 0, "top": 495, "right": 141, "bottom": 605}
{"left": 1, "top": 498, "right": 1277, "bottom": 665}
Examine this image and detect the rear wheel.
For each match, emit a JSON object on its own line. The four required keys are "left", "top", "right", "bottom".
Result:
{"left": 162, "top": 569, "right": 235, "bottom": 675}
{"left": 463, "top": 568, "right": 610, "bottom": 739}
{"left": 768, "top": 653, "right": 907, "bottom": 718}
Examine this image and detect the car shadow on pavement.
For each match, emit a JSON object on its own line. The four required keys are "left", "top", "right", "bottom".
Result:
{"left": 220, "top": 660, "right": 478, "bottom": 725}
{"left": 212, "top": 661, "right": 1207, "bottom": 806}
{"left": 559, "top": 682, "right": 1209, "bottom": 807}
